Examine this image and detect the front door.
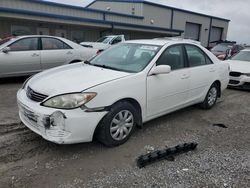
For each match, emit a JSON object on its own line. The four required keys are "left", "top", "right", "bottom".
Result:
{"left": 0, "top": 37, "right": 41, "bottom": 77}
{"left": 147, "top": 45, "right": 190, "bottom": 119}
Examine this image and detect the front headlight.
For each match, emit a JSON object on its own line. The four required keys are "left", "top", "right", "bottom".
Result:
{"left": 41, "top": 93, "right": 96, "bottom": 109}
{"left": 243, "top": 73, "right": 250, "bottom": 77}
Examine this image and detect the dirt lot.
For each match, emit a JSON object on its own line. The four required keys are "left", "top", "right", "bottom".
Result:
{"left": 0, "top": 77, "right": 249, "bottom": 188}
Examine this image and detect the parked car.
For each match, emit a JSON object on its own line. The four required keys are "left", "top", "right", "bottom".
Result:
{"left": 0, "top": 35, "right": 97, "bottom": 78}
{"left": 80, "top": 35, "right": 125, "bottom": 53}
{"left": 227, "top": 49, "right": 250, "bottom": 89}
{"left": 17, "top": 39, "right": 229, "bottom": 146}
{"left": 211, "top": 43, "right": 244, "bottom": 60}
{"left": 0, "top": 35, "right": 16, "bottom": 46}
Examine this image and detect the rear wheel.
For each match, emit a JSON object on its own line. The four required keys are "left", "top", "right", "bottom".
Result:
{"left": 96, "top": 101, "right": 137, "bottom": 147}
{"left": 200, "top": 84, "right": 219, "bottom": 109}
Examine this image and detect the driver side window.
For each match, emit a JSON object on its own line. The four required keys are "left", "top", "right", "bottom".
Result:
{"left": 156, "top": 45, "right": 185, "bottom": 70}
{"left": 8, "top": 38, "right": 38, "bottom": 52}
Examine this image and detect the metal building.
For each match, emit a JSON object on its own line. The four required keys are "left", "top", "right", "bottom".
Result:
{"left": 0, "top": 0, "right": 230, "bottom": 47}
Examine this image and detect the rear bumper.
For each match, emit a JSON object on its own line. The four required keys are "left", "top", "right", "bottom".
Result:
{"left": 17, "top": 89, "right": 107, "bottom": 144}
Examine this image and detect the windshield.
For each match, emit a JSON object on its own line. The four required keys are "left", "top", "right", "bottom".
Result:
{"left": 211, "top": 44, "right": 232, "bottom": 52}
{"left": 96, "top": 36, "right": 113, "bottom": 44}
{"left": 89, "top": 43, "right": 161, "bottom": 73}
{"left": 231, "top": 51, "right": 250, "bottom": 62}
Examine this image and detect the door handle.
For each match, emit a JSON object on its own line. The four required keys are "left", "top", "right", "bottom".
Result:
{"left": 66, "top": 51, "right": 73, "bottom": 55}
{"left": 31, "top": 53, "right": 39, "bottom": 57}
{"left": 209, "top": 68, "right": 215, "bottom": 72}
{"left": 181, "top": 74, "right": 190, "bottom": 79}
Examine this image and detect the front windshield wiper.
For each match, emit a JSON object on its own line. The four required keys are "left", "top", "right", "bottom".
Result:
{"left": 84, "top": 60, "right": 91, "bottom": 65}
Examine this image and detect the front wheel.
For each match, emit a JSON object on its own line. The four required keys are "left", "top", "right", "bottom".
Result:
{"left": 96, "top": 101, "right": 137, "bottom": 147}
{"left": 200, "top": 84, "right": 219, "bottom": 109}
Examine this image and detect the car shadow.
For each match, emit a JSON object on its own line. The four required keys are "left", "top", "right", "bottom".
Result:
{"left": 0, "top": 76, "right": 28, "bottom": 84}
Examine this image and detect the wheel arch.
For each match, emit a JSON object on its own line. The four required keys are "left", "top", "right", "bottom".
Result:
{"left": 69, "top": 59, "right": 82, "bottom": 64}
{"left": 93, "top": 97, "right": 143, "bottom": 140}
{"left": 213, "top": 80, "right": 221, "bottom": 97}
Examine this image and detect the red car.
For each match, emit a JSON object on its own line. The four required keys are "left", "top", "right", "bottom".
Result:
{"left": 0, "top": 35, "right": 16, "bottom": 46}
{"left": 211, "top": 43, "right": 244, "bottom": 60}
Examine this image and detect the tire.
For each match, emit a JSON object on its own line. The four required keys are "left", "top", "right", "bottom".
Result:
{"left": 96, "top": 101, "right": 137, "bottom": 147}
{"left": 200, "top": 83, "right": 219, "bottom": 109}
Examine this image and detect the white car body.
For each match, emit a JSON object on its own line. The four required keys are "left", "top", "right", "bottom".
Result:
{"left": 227, "top": 49, "right": 250, "bottom": 89}
{"left": 80, "top": 35, "right": 125, "bottom": 51}
{"left": 17, "top": 39, "right": 229, "bottom": 145}
{"left": 0, "top": 35, "right": 97, "bottom": 78}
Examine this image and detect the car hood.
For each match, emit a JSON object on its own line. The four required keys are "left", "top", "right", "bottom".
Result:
{"left": 227, "top": 60, "right": 250, "bottom": 73}
{"left": 80, "top": 42, "right": 110, "bottom": 50}
{"left": 28, "top": 63, "right": 131, "bottom": 96}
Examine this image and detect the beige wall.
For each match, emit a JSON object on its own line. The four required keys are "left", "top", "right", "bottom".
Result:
{"left": 173, "top": 11, "right": 211, "bottom": 46}
{"left": 211, "top": 19, "right": 229, "bottom": 41}
{"left": 89, "top": 1, "right": 143, "bottom": 16}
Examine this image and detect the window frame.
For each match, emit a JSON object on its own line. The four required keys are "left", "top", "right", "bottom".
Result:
{"left": 41, "top": 37, "right": 72, "bottom": 51}
{"left": 7, "top": 37, "right": 39, "bottom": 52}
{"left": 111, "top": 36, "right": 122, "bottom": 45}
{"left": 184, "top": 44, "right": 214, "bottom": 68}
{"left": 155, "top": 44, "right": 188, "bottom": 71}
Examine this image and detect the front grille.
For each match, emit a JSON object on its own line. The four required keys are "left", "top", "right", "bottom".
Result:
{"left": 229, "top": 80, "right": 240, "bottom": 85}
{"left": 26, "top": 87, "right": 48, "bottom": 102}
{"left": 230, "top": 71, "right": 242, "bottom": 77}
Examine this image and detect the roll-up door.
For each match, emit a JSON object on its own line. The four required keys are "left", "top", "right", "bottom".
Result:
{"left": 184, "top": 22, "right": 201, "bottom": 41}
{"left": 210, "top": 27, "right": 223, "bottom": 43}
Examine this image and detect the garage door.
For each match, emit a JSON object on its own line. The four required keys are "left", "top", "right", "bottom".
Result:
{"left": 184, "top": 22, "right": 200, "bottom": 41}
{"left": 210, "top": 27, "right": 223, "bottom": 43}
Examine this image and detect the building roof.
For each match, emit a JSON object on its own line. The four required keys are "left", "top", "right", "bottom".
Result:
{"left": 87, "top": 0, "right": 230, "bottom": 22}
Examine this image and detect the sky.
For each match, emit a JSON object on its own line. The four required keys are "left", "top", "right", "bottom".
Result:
{"left": 44, "top": 0, "right": 250, "bottom": 44}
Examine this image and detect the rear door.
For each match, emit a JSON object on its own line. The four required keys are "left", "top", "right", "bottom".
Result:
{"left": 0, "top": 37, "right": 41, "bottom": 77}
{"left": 147, "top": 44, "right": 190, "bottom": 118}
{"left": 40, "top": 37, "right": 75, "bottom": 70}
{"left": 184, "top": 44, "right": 217, "bottom": 102}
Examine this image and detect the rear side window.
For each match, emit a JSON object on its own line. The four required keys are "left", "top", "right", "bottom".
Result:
{"left": 111, "top": 37, "right": 122, "bottom": 45}
{"left": 156, "top": 45, "right": 185, "bottom": 70}
{"left": 42, "top": 38, "right": 71, "bottom": 50}
{"left": 8, "top": 38, "right": 38, "bottom": 51}
{"left": 185, "top": 45, "right": 212, "bottom": 67}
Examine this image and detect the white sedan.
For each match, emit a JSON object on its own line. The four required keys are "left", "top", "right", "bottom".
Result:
{"left": 227, "top": 49, "right": 250, "bottom": 89}
{"left": 0, "top": 35, "right": 97, "bottom": 78}
{"left": 17, "top": 39, "right": 230, "bottom": 147}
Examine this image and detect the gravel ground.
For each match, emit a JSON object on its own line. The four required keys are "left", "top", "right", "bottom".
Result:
{"left": 0, "top": 77, "right": 249, "bottom": 188}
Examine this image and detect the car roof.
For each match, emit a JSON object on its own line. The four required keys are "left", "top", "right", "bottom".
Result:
{"left": 15, "top": 35, "right": 64, "bottom": 39}
{"left": 125, "top": 38, "right": 201, "bottom": 46}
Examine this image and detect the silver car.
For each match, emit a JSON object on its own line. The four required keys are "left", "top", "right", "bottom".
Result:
{"left": 0, "top": 35, "right": 97, "bottom": 78}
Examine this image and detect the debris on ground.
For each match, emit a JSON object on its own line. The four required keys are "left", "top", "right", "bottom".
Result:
{"left": 137, "top": 142, "right": 198, "bottom": 168}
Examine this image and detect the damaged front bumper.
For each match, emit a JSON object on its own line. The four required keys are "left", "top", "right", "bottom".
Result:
{"left": 17, "top": 89, "right": 107, "bottom": 144}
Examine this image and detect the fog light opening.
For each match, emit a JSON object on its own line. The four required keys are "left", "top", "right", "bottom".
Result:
{"left": 51, "top": 111, "right": 67, "bottom": 129}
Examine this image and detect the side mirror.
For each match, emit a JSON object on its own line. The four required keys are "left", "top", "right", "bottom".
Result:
{"left": 2, "top": 47, "right": 10, "bottom": 53}
{"left": 149, "top": 65, "right": 171, "bottom": 76}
